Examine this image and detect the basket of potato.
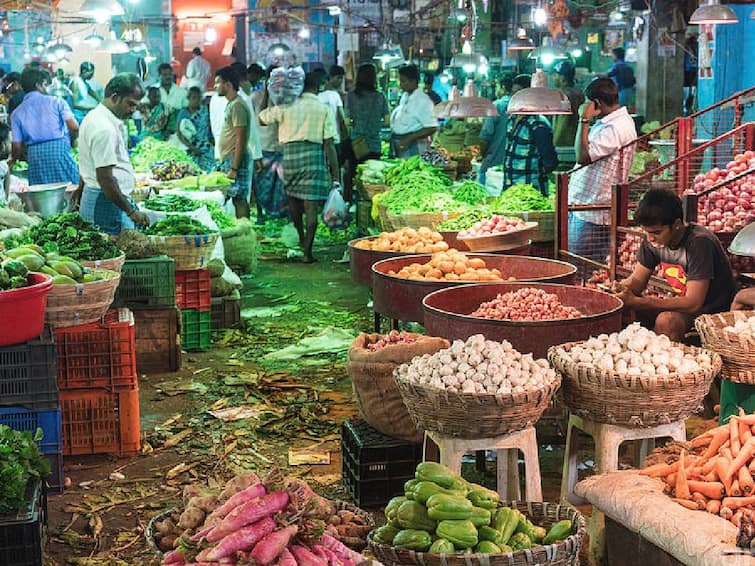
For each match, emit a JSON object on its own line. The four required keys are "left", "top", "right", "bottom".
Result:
{"left": 387, "top": 250, "right": 508, "bottom": 282}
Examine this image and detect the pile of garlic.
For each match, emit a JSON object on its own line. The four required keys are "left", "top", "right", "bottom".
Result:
{"left": 554, "top": 323, "right": 714, "bottom": 377}
{"left": 395, "top": 334, "right": 558, "bottom": 396}
{"left": 724, "top": 315, "right": 755, "bottom": 338}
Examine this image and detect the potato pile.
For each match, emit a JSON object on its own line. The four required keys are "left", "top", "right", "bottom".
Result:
{"left": 388, "top": 250, "right": 508, "bottom": 282}
{"left": 353, "top": 227, "right": 449, "bottom": 253}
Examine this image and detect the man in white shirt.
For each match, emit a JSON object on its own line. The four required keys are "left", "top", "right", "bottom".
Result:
{"left": 568, "top": 78, "right": 637, "bottom": 263}
{"left": 230, "top": 62, "right": 263, "bottom": 168}
{"left": 71, "top": 62, "right": 103, "bottom": 124}
{"left": 156, "top": 63, "right": 188, "bottom": 135}
{"left": 77, "top": 73, "right": 150, "bottom": 235}
{"left": 184, "top": 47, "right": 211, "bottom": 91}
{"left": 390, "top": 64, "right": 438, "bottom": 158}
{"left": 318, "top": 65, "right": 347, "bottom": 155}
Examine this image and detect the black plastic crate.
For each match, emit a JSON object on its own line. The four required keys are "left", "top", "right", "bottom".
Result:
{"left": 45, "top": 452, "right": 64, "bottom": 494}
{"left": 0, "top": 480, "right": 45, "bottom": 566}
{"left": 0, "top": 327, "right": 58, "bottom": 410}
{"left": 342, "top": 457, "right": 411, "bottom": 508}
{"left": 341, "top": 419, "right": 422, "bottom": 475}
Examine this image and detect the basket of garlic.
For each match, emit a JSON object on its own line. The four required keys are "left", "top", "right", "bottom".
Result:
{"left": 696, "top": 311, "right": 755, "bottom": 384}
{"left": 393, "top": 334, "right": 561, "bottom": 438}
{"left": 547, "top": 323, "right": 721, "bottom": 428}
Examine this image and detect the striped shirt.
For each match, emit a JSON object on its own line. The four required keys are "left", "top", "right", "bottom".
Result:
{"left": 503, "top": 115, "right": 558, "bottom": 195}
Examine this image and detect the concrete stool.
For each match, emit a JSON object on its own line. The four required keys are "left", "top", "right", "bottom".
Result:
{"left": 423, "top": 427, "right": 543, "bottom": 502}
{"left": 560, "top": 413, "right": 686, "bottom": 505}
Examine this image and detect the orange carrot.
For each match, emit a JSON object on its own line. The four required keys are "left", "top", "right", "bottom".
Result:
{"left": 731, "top": 479, "right": 742, "bottom": 497}
{"left": 739, "top": 466, "right": 754, "bottom": 494}
{"left": 640, "top": 461, "right": 679, "bottom": 477}
{"left": 676, "top": 450, "right": 691, "bottom": 500}
{"left": 721, "top": 506, "right": 734, "bottom": 520}
{"left": 730, "top": 414, "right": 755, "bottom": 426}
{"left": 706, "top": 499, "right": 721, "bottom": 514}
{"left": 749, "top": 459, "right": 755, "bottom": 474}
{"left": 731, "top": 417, "right": 741, "bottom": 457}
{"left": 686, "top": 480, "right": 725, "bottom": 499}
{"left": 740, "top": 420, "right": 753, "bottom": 445}
{"left": 691, "top": 492, "right": 708, "bottom": 509}
{"left": 673, "top": 498, "right": 700, "bottom": 510}
{"left": 667, "top": 472, "right": 677, "bottom": 487}
{"left": 725, "top": 438, "right": 755, "bottom": 484}
{"left": 722, "top": 447, "right": 734, "bottom": 460}
{"left": 716, "top": 457, "right": 734, "bottom": 494}
{"left": 701, "top": 458, "right": 719, "bottom": 475}
{"left": 703, "top": 427, "right": 732, "bottom": 459}
{"left": 704, "top": 471, "right": 719, "bottom": 483}
{"left": 722, "top": 496, "right": 755, "bottom": 510}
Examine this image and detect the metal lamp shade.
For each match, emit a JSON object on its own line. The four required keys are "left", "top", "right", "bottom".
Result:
{"left": 689, "top": 1, "right": 739, "bottom": 24}
{"left": 508, "top": 36, "right": 536, "bottom": 51}
{"left": 445, "top": 97, "right": 499, "bottom": 118}
{"left": 80, "top": 0, "right": 125, "bottom": 17}
{"left": 729, "top": 223, "right": 755, "bottom": 257}
{"left": 508, "top": 87, "right": 572, "bottom": 115}
{"left": 433, "top": 101, "right": 450, "bottom": 119}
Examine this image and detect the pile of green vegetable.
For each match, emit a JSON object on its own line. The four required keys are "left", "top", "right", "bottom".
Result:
{"left": 436, "top": 209, "right": 493, "bottom": 231}
{"left": 0, "top": 425, "right": 50, "bottom": 514}
{"left": 144, "top": 215, "right": 213, "bottom": 236}
{"left": 630, "top": 150, "right": 661, "bottom": 176}
{"left": 204, "top": 201, "right": 236, "bottom": 230}
{"left": 492, "top": 184, "right": 554, "bottom": 212}
{"left": 357, "top": 160, "right": 395, "bottom": 186}
{"left": 384, "top": 156, "right": 450, "bottom": 187}
{"left": 131, "top": 137, "right": 198, "bottom": 172}
{"left": 2, "top": 244, "right": 103, "bottom": 286}
{"left": 452, "top": 181, "right": 488, "bottom": 205}
{"left": 161, "top": 171, "right": 235, "bottom": 190}
{"left": 143, "top": 194, "right": 202, "bottom": 213}
{"left": 17, "top": 213, "right": 122, "bottom": 261}
{"left": 372, "top": 462, "right": 573, "bottom": 555}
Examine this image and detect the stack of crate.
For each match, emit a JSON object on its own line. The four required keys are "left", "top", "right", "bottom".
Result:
{"left": 54, "top": 309, "right": 141, "bottom": 458}
{"left": 0, "top": 329, "right": 63, "bottom": 493}
{"left": 175, "top": 268, "right": 212, "bottom": 351}
{"left": 114, "top": 256, "right": 181, "bottom": 372}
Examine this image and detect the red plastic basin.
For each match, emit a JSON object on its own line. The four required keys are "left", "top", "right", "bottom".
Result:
{"left": 0, "top": 272, "right": 53, "bottom": 346}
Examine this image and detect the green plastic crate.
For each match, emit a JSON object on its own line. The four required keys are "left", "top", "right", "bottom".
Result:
{"left": 719, "top": 380, "right": 755, "bottom": 425}
{"left": 181, "top": 309, "right": 211, "bottom": 352}
{"left": 114, "top": 256, "right": 176, "bottom": 309}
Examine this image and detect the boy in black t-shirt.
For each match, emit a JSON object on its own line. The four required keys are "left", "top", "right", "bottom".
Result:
{"left": 617, "top": 188, "right": 736, "bottom": 342}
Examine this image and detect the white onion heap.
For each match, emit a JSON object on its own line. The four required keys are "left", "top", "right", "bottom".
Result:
{"left": 724, "top": 315, "right": 755, "bottom": 338}
{"left": 395, "top": 334, "right": 558, "bottom": 395}
{"left": 553, "top": 323, "right": 714, "bottom": 377}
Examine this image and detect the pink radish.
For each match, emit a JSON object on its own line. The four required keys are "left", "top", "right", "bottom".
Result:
{"left": 162, "top": 550, "right": 186, "bottom": 565}
{"left": 312, "top": 544, "right": 344, "bottom": 565}
{"left": 196, "top": 516, "right": 276, "bottom": 561}
{"left": 290, "top": 544, "right": 327, "bottom": 566}
{"left": 191, "top": 525, "right": 213, "bottom": 541}
{"left": 276, "top": 548, "right": 297, "bottom": 566}
{"left": 207, "top": 492, "right": 289, "bottom": 542}
{"left": 249, "top": 525, "right": 298, "bottom": 565}
{"left": 205, "top": 483, "right": 266, "bottom": 526}
{"left": 320, "top": 534, "right": 364, "bottom": 564}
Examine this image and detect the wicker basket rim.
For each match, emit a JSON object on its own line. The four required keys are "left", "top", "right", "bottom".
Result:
{"left": 458, "top": 222, "right": 539, "bottom": 242}
{"left": 80, "top": 253, "right": 126, "bottom": 263}
{"left": 547, "top": 340, "right": 722, "bottom": 388}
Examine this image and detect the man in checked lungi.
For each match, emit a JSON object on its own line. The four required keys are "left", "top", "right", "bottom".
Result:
{"left": 259, "top": 69, "right": 339, "bottom": 263}
{"left": 10, "top": 68, "right": 79, "bottom": 186}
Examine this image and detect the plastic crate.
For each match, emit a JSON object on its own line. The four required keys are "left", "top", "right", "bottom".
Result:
{"left": 55, "top": 309, "right": 137, "bottom": 391}
{"left": 45, "top": 452, "right": 64, "bottom": 494}
{"left": 0, "top": 480, "right": 45, "bottom": 566}
{"left": 60, "top": 388, "right": 140, "bottom": 457}
{"left": 175, "top": 269, "right": 211, "bottom": 311}
{"left": 0, "top": 407, "right": 62, "bottom": 454}
{"left": 341, "top": 419, "right": 422, "bottom": 507}
{"left": 181, "top": 309, "right": 211, "bottom": 352}
{"left": 132, "top": 308, "right": 181, "bottom": 373}
{"left": 114, "top": 256, "right": 176, "bottom": 309}
{"left": 211, "top": 297, "right": 241, "bottom": 330}
{"left": 0, "top": 327, "right": 58, "bottom": 410}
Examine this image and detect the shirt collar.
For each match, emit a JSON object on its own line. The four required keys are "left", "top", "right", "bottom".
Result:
{"left": 24, "top": 90, "right": 43, "bottom": 100}
{"left": 597, "top": 106, "right": 630, "bottom": 126}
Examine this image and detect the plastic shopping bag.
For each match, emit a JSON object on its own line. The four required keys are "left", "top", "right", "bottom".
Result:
{"left": 322, "top": 183, "right": 351, "bottom": 230}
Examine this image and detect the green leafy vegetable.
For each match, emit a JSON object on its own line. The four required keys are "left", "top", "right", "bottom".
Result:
{"left": 0, "top": 425, "right": 50, "bottom": 514}
{"left": 204, "top": 201, "right": 236, "bottom": 230}
{"left": 23, "top": 213, "right": 122, "bottom": 261}
{"left": 492, "top": 184, "right": 554, "bottom": 212}
{"left": 130, "top": 137, "right": 199, "bottom": 173}
{"left": 436, "top": 208, "right": 494, "bottom": 231}
{"left": 452, "top": 181, "right": 489, "bottom": 205}
{"left": 144, "top": 194, "right": 202, "bottom": 213}
{"left": 144, "top": 215, "right": 213, "bottom": 236}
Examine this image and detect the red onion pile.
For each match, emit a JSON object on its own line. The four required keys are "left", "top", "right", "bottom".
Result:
{"left": 470, "top": 288, "right": 583, "bottom": 321}
{"left": 458, "top": 215, "right": 525, "bottom": 239}
{"left": 692, "top": 151, "right": 755, "bottom": 233}
{"left": 365, "top": 330, "right": 418, "bottom": 352}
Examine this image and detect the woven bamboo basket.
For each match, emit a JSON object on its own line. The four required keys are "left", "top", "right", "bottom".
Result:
{"left": 377, "top": 202, "right": 393, "bottom": 231}
{"left": 80, "top": 254, "right": 126, "bottom": 274}
{"left": 45, "top": 268, "right": 120, "bottom": 328}
{"left": 548, "top": 341, "right": 721, "bottom": 427}
{"left": 400, "top": 211, "right": 464, "bottom": 230}
{"left": 459, "top": 222, "right": 538, "bottom": 252}
{"left": 368, "top": 500, "right": 585, "bottom": 566}
{"left": 148, "top": 233, "right": 218, "bottom": 270}
{"left": 394, "top": 372, "right": 561, "bottom": 439}
{"left": 387, "top": 211, "right": 406, "bottom": 230}
{"left": 696, "top": 311, "right": 755, "bottom": 384}
{"left": 359, "top": 183, "right": 391, "bottom": 201}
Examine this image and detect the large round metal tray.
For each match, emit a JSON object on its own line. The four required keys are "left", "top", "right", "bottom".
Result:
{"left": 422, "top": 282, "right": 623, "bottom": 358}
{"left": 372, "top": 254, "right": 578, "bottom": 324}
{"left": 348, "top": 236, "right": 424, "bottom": 286}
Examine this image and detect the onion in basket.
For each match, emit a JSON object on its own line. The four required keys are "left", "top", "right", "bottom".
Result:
{"left": 395, "top": 334, "right": 558, "bottom": 395}
{"left": 553, "top": 323, "right": 715, "bottom": 377}
{"left": 724, "top": 315, "right": 755, "bottom": 337}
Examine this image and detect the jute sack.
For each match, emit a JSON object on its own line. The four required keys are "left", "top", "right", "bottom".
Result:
{"left": 222, "top": 218, "right": 258, "bottom": 274}
{"left": 348, "top": 333, "right": 450, "bottom": 443}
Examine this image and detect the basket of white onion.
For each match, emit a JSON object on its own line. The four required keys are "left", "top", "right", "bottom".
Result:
{"left": 548, "top": 323, "right": 721, "bottom": 427}
{"left": 393, "top": 334, "right": 561, "bottom": 438}
{"left": 696, "top": 311, "right": 755, "bottom": 384}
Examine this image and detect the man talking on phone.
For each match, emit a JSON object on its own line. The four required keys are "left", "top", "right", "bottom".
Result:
{"left": 567, "top": 78, "right": 636, "bottom": 263}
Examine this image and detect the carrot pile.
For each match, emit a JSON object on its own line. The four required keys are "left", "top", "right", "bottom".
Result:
{"left": 641, "top": 409, "right": 755, "bottom": 527}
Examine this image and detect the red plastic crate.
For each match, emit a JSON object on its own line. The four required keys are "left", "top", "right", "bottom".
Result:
{"left": 55, "top": 309, "right": 137, "bottom": 391}
{"left": 175, "top": 270, "right": 211, "bottom": 311}
{"left": 60, "top": 388, "right": 140, "bottom": 457}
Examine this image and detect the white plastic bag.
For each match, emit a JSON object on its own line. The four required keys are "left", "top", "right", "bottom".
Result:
{"left": 267, "top": 66, "right": 305, "bottom": 107}
{"left": 322, "top": 183, "right": 350, "bottom": 230}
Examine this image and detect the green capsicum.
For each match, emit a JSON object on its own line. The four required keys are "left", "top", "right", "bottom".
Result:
{"left": 429, "top": 538, "right": 455, "bottom": 554}
{"left": 404, "top": 479, "right": 420, "bottom": 499}
{"left": 469, "top": 506, "right": 492, "bottom": 527}
{"left": 372, "top": 525, "right": 400, "bottom": 545}
{"left": 542, "top": 519, "right": 572, "bottom": 544}
{"left": 516, "top": 514, "right": 546, "bottom": 543}
{"left": 477, "top": 525, "right": 502, "bottom": 545}
{"left": 393, "top": 529, "right": 432, "bottom": 551}
{"left": 385, "top": 496, "right": 406, "bottom": 524}
{"left": 426, "top": 493, "right": 473, "bottom": 520}
{"left": 466, "top": 483, "right": 500, "bottom": 510}
{"left": 435, "top": 519, "right": 478, "bottom": 549}
{"left": 474, "top": 541, "right": 502, "bottom": 554}
{"left": 396, "top": 500, "right": 437, "bottom": 532}
{"left": 415, "top": 462, "right": 459, "bottom": 489}
{"left": 412, "top": 481, "right": 466, "bottom": 504}
{"left": 508, "top": 532, "right": 532, "bottom": 551}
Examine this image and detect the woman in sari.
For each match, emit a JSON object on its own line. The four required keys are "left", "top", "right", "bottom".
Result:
{"left": 176, "top": 86, "right": 215, "bottom": 171}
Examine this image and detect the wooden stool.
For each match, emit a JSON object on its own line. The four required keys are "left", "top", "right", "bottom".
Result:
{"left": 560, "top": 414, "right": 686, "bottom": 505}
{"left": 423, "top": 427, "right": 543, "bottom": 502}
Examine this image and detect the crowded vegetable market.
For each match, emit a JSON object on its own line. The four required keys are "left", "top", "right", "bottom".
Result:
{"left": 0, "top": 0, "right": 753, "bottom": 564}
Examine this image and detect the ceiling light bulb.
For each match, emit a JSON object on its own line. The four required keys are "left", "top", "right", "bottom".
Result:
{"left": 461, "top": 41, "right": 472, "bottom": 55}
{"left": 84, "top": 33, "right": 104, "bottom": 47}
{"left": 533, "top": 7, "right": 548, "bottom": 26}
{"left": 298, "top": 26, "right": 310, "bottom": 39}
{"left": 80, "top": 0, "right": 125, "bottom": 19}
{"left": 571, "top": 48, "right": 583, "bottom": 58}
{"left": 328, "top": 5, "right": 341, "bottom": 15}
{"left": 204, "top": 24, "right": 217, "bottom": 44}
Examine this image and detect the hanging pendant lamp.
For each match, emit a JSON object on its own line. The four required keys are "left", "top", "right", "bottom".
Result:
{"left": 507, "top": 69, "right": 572, "bottom": 115}
{"left": 80, "top": 0, "right": 125, "bottom": 19}
{"left": 97, "top": 31, "right": 129, "bottom": 54}
{"left": 689, "top": 0, "right": 738, "bottom": 24}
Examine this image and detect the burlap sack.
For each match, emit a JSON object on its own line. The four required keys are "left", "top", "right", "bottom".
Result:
{"left": 222, "top": 218, "right": 258, "bottom": 274}
{"left": 347, "top": 333, "right": 449, "bottom": 443}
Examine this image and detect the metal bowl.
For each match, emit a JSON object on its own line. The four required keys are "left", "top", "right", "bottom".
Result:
{"left": 16, "top": 183, "right": 68, "bottom": 218}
